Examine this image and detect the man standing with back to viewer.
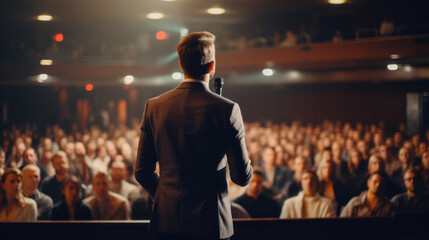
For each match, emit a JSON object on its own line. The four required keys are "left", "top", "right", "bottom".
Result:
{"left": 135, "top": 31, "right": 253, "bottom": 240}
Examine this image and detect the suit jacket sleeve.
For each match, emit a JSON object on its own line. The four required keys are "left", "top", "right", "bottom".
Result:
{"left": 135, "top": 100, "right": 159, "bottom": 198}
{"left": 226, "top": 103, "right": 253, "bottom": 187}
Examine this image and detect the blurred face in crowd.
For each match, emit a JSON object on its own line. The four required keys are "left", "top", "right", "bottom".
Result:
{"left": 42, "top": 138, "right": 53, "bottom": 151}
{"left": 422, "top": 152, "right": 429, "bottom": 170}
{"left": 24, "top": 137, "right": 32, "bottom": 148}
{"left": 97, "top": 146, "right": 107, "bottom": 159}
{"left": 23, "top": 148, "right": 37, "bottom": 165}
{"left": 65, "top": 142, "right": 75, "bottom": 157}
{"left": 53, "top": 155, "right": 69, "bottom": 175}
{"left": 106, "top": 142, "right": 117, "bottom": 158}
{"left": 398, "top": 147, "right": 411, "bottom": 166}
{"left": 17, "top": 142, "right": 26, "bottom": 157}
{"left": 321, "top": 149, "right": 332, "bottom": 162}
{"left": 367, "top": 173, "right": 384, "bottom": 196}
{"left": 22, "top": 166, "right": 41, "bottom": 193}
{"left": 350, "top": 150, "right": 361, "bottom": 168}
{"left": 75, "top": 142, "right": 86, "bottom": 157}
{"left": 302, "top": 172, "right": 318, "bottom": 196}
{"left": 294, "top": 157, "right": 308, "bottom": 174}
{"left": 385, "top": 138, "right": 393, "bottom": 148}
{"left": 0, "top": 150, "right": 5, "bottom": 169}
{"left": 321, "top": 161, "right": 333, "bottom": 181}
{"left": 419, "top": 142, "right": 427, "bottom": 155}
{"left": 411, "top": 135, "right": 420, "bottom": 147}
{"left": 110, "top": 160, "right": 126, "bottom": 183}
{"left": 263, "top": 148, "right": 277, "bottom": 167}
{"left": 345, "top": 138, "right": 354, "bottom": 150}
{"left": 378, "top": 145, "right": 390, "bottom": 161}
{"left": 374, "top": 133, "right": 383, "bottom": 146}
{"left": 357, "top": 140, "right": 369, "bottom": 155}
{"left": 247, "top": 173, "right": 263, "bottom": 198}
{"left": 87, "top": 140, "right": 97, "bottom": 153}
{"left": 368, "top": 155, "right": 384, "bottom": 174}
{"left": 393, "top": 132, "right": 402, "bottom": 146}
{"left": 403, "top": 171, "right": 419, "bottom": 194}
{"left": 92, "top": 175, "right": 110, "bottom": 199}
{"left": 63, "top": 181, "right": 80, "bottom": 205}
{"left": 1, "top": 173, "right": 22, "bottom": 197}
{"left": 332, "top": 142, "right": 341, "bottom": 159}
{"left": 59, "top": 137, "right": 68, "bottom": 151}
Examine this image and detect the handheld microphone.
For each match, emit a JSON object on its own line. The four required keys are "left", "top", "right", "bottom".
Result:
{"left": 214, "top": 77, "right": 224, "bottom": 96}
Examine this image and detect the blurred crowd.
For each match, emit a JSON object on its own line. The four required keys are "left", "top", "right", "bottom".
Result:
{"left": 1, "top": 120, "right": 429, "bottom": 221}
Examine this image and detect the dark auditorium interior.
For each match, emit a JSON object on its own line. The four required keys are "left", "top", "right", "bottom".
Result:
{"left": 1, "top": 0, "right": 429, "bottom": 239}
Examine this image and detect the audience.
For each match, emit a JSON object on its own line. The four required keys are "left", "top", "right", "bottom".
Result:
{"left": 22, "top": 165, "right": 53, "bottom": 220}
{"left": 0, "top": 168, "right": 37, "bottom": 221}
{"left": 391, "top": 168, "right": 429, "bottom": 212}
{"left": 1, "top": 120, "right": 429, "bottom": 222}
{"left": 83, "top": 172, "right": 129, "bottom": 220}
{"left": 234, "top": 168, "right": 281, "bottom": 218}
{"left": 280, "top": 170, "right": 335, "bottom": 218}
{"left": 50, "top": 176, "right": 93, "bottom": 220}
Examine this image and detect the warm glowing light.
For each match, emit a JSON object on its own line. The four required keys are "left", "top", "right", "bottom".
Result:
{"left": 328, "top": 0, "right": 346, "bottom": 4}
{"left": 156, "top": 31, "right": 169, "bottom": 40}
{"left": 40, "top": 59, "right": 53, "bottom": 66}
{"left": 387, "top": 64, "right": 398, "bottom": 71}
{"left": 37, "top": 15, "right": 53, "bottom": 21}
{"left": 403, "top": 65, "right": 412, "bottom": 72}
{"left": 180, "top": 28, "right": 189, "bottom": 37}
{"left": 147, "top": 12, "right": 165, "bottom": 19}
{"left": 262, "top": 68, "right": 274, "bottom": 76}
{"left": 38, "top": 74, "right": 48, "bottom": 82}
{"left": 54, "top": 33, "right": 64, "bottom": 42}
{"left": 172, "top": 72, "right": 182, "bottom": 80}
{"left": 390, "top": 54, "right": 401, "bottom": 59}
{"left": 288, "top": 71, "right": 300, "bottom": 79}
{"left": 85, "top": 84, "right": 94, "bottom": 91}
{"left": 207, "top": 8, "right": 226, "bottom": 15}
{"left": 124, "top": 75, "right": 134, "bottom": 85}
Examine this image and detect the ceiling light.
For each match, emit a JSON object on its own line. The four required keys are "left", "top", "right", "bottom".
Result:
{"left": 40, "top": 59, "right": 53, "bottom": 66}
{"left": 387, "top": 64, "right": 398, "bottom": 71}
{"left": 328, "top": 0, "right": 346, "bottom": 4}
{"left": 37, "top": 15, "right": 53, "bottom": 21}
{"left": 288, "top": 71, "right": 300, "bottom": 79}
{"left": 207, "top": 8, "right": 226, "bottom": 15}
{"left": 38, "top": 74, "right": 48, "bottom": 82}
{"left": 262, "top": 68, "right": 274, "bottom": 76}
{"left": 172, "top": 72, "right": 182, "bottom": 80}
{"left": 403, "top": 65, "right": 412, "bottom": 72}
{"left": 146, "top": 12, "right": 165, "bottom": 19}
{"left": 390, "top": 54, "right": 401, "bottom": 59}
{"left": 85, "top": 84, "right": 94, "bottom": 92}
{"left": 180, "top": 28, "right": 189, "bottom": 37}
{"left": 124, "top": 75, "right": 134, "bottom": 85}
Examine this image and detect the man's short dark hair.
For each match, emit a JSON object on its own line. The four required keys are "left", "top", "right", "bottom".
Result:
{"left": 176, "top": 31, "right": 215, "bottom": 79}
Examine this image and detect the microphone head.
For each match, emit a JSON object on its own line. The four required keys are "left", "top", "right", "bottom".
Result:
{"left": 214, "top": 77, "right": 224, "bottom": 88}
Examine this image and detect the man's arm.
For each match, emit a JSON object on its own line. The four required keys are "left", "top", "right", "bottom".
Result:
{"left": 134, "top": 101, "right": 159, "bottom": 198}
{"left": 226, "top": 103, "right": 253, "bottom": 187}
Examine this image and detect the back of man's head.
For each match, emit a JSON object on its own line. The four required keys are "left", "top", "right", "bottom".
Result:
{"left": 176, "top": 31, "right": 215, "bottom": 80}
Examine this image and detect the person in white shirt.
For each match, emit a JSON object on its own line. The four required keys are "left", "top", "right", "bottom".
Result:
{"left": 280, "top": 170, "right": 335, "bottom": 218}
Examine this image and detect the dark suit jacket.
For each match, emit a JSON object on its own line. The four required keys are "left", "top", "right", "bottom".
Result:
{"left": 135, "top": 81, "right": 253, "bottom": 239}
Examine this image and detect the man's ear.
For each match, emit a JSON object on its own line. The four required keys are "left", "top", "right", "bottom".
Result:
{"left": 208, "top": 61, "right": 215, "bottom": 73}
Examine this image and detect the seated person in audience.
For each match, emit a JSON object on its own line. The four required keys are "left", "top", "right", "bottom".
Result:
{"left": 280, "top": 170, "right": 335, "bottom": 218}
{"left": 40, "top": 151, "right": 73, "bottom": 204}
{"left": 340, "top": 171, "right": 393, "bottom": 217}
{"left": 110, "top": 159, "right": 140, "bottom": 206}
{"left": 0, "top": 168, "right": 4, "bottom": 180}
{"left": 342, "top": 149, "right": 367, "bottom": 201}
{"left": 234, "top": 168, "right": 281, "bottom": 218}
{"left": 69, "top": 142, "right": 93, "bottom": 186}
{"left": 391, "top": 168, "right": 429, "bottom": 212}
{"left": 131, "top": 186, "right": 153, "bottom": 220}
{"left": 379, "top": 145, "right": 401, "bottom": 177}
{"left": 51, "top": 175, "right": 93, "bottom": 220}
{"left": 19, "top": 148, "right": 48, "bottom": 181}
{"left": 317, "top": 159, "right": 346, "bottom": 216}
{"left": 261, "top": 147, "right": 292, "bottom": 202}
{"left": 331, "top": 142, "right": 347, "bottom": 179}
{"left": 84, "top": 171, "right": 129, "bottom": 220}
{"left": 0, "top": 148, "right": 6, "bottom": 170}
{"left": 0, "top": 168, "right": 37, "bottom": 221}
{"left": 91, "top": 145, "right": 110, "bottom": 175}
{"left": 283, "top": 156, "right": 309, "bottom": 199}
{"left": 22, "top": 165, "right": 53, "bottom": 220}
{"left": 392, "top": 147, "right": 415, "bottom": 178}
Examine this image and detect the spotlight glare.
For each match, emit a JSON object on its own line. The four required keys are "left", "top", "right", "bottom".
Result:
{"left": 172, "top": 72, "right": 182, "bottom": 80}
{"left": 180, "top": 28, "right": 189, "bottom": 37}
{"left": 288, "top": 71, "right": 300, "bottom": 79}
{"left": 156, "top": 31, "right": 169, "bottom": 40}
{"left": 37, "top": 15, "right": 53, "bottom": 21}
{"left": 262, "top": 68, "right": 274, "bottom": 76}
{"left": 387, "top": 64, "right": 399, "bottom": 71}
{"left": 390, "top": 54, "right": 401, "bottom": 59}
{"left": 124, "top": 75, "right": 134, "bottom": 85}
{"left": 40, "top": 59, "right": 53, "bottom": 65}
{"left": 404, "top": 65, "right": 412, "bottom": 72}
{"left": 85, "top": 84, "right": 94, "bottom": 91}
{"left": 146, "top": 12, "right": 165, "bottom": 19}
{"left": 328, "top": 0, "right": 346, "bottom": 4}
{"left": 38, "top": 74, "right": 48, "bottom": 82}
{"left": 207, "top": 8, "right": 226, "bottom": 15}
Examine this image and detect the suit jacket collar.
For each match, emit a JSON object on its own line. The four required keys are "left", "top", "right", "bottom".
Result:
{"left": 176, "top": 81, "right": 210, "bottom": 91}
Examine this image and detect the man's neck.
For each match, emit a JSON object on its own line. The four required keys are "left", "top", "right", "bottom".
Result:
{"left": 246, "top": 192, "right": 259, "bottom": 200}
{"left": 23, "top": 188, "right": 37, "bottom": 197}
{"left": 95, "top": 195, "right": 109, "bottom": 204}
{"left": 303, "top": 191, "right": 316, "bottom": 197}
{"left": 56, "top": 173, "right": 67, "bottom": 182}
{"left": 366, "top": 191, "right": 380, "bottom": 204}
